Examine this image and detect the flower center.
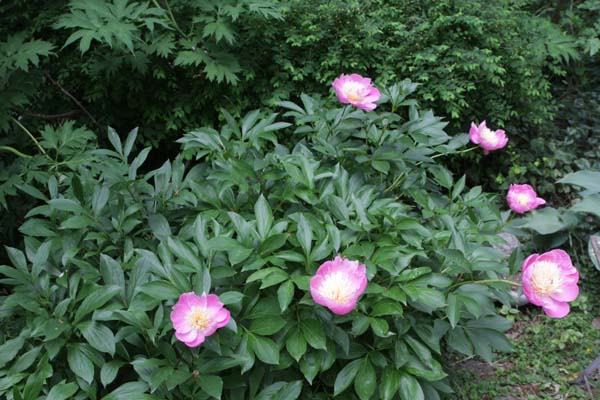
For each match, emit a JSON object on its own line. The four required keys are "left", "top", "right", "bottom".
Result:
{"left": 342, "top": 82, "right": 365, "bottom": 102}
{"left": 530, "top": 261, "right": 562, "bottom": 295}
{"left": 189, "top": 308, "right": 210, "bottom": 330}
{"left": 516, "top": 193, "right": 530, "bottom": 206}
{"left": 479, "top": 127, "right": 499, "bottom": 145}
{"left": 319, "top": 271, "right": 354, "bottom": 303}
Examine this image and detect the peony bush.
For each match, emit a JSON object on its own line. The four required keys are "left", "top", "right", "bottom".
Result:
{"left": 0, "top": 78, "right": 577, "bottom": 399}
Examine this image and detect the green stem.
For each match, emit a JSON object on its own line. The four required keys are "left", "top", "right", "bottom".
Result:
{"left": 11, "top": 117, "right": 47, "bottom": 155}
{"left": 384, "top": 146, "right": 478, "bottom": 193}
{"left": 0, "top": 145, "right": 32, "bottom": 159}
{"left": 153, "top": 0, "right": 187, "bottom": 38}
{"left": 448, "top": 279, "right": 521, "bottom": 291}
{"left": 430, "top": 146, "right": 478, "bottom": 159}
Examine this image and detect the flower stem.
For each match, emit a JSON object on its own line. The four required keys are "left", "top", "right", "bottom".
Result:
{"left": 448, "top": 279, "right": 521, "bottom": 291}
{"left": 384, "top": 146, "right": 478, "bottom": 193}
{"left": 430, "top": 146, "right": 478, "bottom": 159}
{"left": 11, "top": 117, "right": 47, "bottom": 155}
{"left": 0, "top": 145, "right": 32, "bottom": 159}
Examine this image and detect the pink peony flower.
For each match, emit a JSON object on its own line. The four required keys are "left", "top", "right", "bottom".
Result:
{"left": 506, "top": 184, "right": 546, "bottom": 214}
{"left": 310, "top": 256, "right": 367, "bottom": 315}
{"left": 522, "top": 249, "right": 579, "bottom": 318}
{"left": 469, "top": 121, "right": 508, "bottom": 152}
{"left": 332, "top": 73, "right": 381, "bottom": 111}
{"left": 170, "top": 292, "right": 230, "bottom": 347}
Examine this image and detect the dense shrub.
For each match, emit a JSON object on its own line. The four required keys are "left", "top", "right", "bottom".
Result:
{"left": 0, "top": 0, "right": 579, "bottom": 145}
{"left": 251, "top": 0, "right": 578, "bottom": 127}
{"left": 0, "top": 82, "right": 517, "bottom": 399}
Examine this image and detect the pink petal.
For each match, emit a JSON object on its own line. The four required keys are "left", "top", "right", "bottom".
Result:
{"left": 355, "top": 102, "right": 376, "bottom": 111}
{"left": 469, "top": 122, "right": 481, "bottom": 144}
{"left": 184, "top": 333, "right": 206, "bottom": 347}
{"left": 541, "top": 299, "right": 570, "bottom": 318}
{"left": 176, "top": 328, "right": 198, "bottom": 343}
{"left": 327, "top": 299, "right": 359, "bottom": 315}
{"left": 522, "top": 253, "right": 539, "bottom": 272}
{"left": 181, "top": 292, "right": 207, "bottom": 309}
{"left": 213, "top": 308, "right": 231, "bottom": 328}
{"left": 539, "top": 249, "right": 571, "bottom": 268}
{"left": 171, "top": 311, "right": 194, "bottom": 333}
{"left": 551, "top": 282, "right": 579, "bottom": 302}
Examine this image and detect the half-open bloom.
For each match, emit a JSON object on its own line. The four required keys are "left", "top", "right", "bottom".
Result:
{"left": 522, "top": 249, "right": 579, "bottom": 318}
{"left": 507, "top": 184, "right": 546, "bottom": 214}
{"left": 469, "top": 121, "right": 508, "bottom": 152}
{"left": 310, "top": 256, "right": 367, "bottom": 315}
{"left": 332, "top": 73, "right": 381, "bottom": 111}
{"left": 170, "top": 292, "right": 230, "bottom": 347}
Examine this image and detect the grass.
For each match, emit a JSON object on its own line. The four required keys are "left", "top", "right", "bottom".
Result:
{"left": 449, "top": 293, "right": 600, "bottom": 399}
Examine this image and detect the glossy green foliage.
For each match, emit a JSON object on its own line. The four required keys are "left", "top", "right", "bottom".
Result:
{"left": 0, "top": 82, "right": 516, "bottom": 399}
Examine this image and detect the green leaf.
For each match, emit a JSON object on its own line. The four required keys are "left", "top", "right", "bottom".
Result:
{"left": 300, "top": 319, "right": 327, "bottom": 350}
{"left": 333, "top": 359, "right": 361, "bottom": 396}
{"left": 199, "top": 375, "right": 223, "bottom": 399}
{"left": 296, "top": 214, "right": 312, "bottom": 255}
{"left": 167, "top": 237, "right": 201, "bottom": 266}
{"left": 274, "top": 380, "right": 302, "bottom": 400}
{"left": 0, "top": 337, "right": 25, "bottom": 368}
{"left": 558, "top": 170, "right": 600, "bottom": 193}
{"left": 285, "top": 328, "right": 307, "bottom": 362}
{"left": 447, "top": 293, "right": 460, "bottom": 328}
{"left": 48, "top": 198, "right": 83, "bottom": 213}
{"left": 148, "top": 214, "right": 172, "bottom": 240}
{"left": 92, "top": 185, "right": 110, "bottom": 216}
{"left": 255, "top": 195, "right": 273, "bottom": 240}
{"left": 219, "top": 291, "right": 244, "bottom": 305}
{"left": 381, "top": 367, "right": 401, "bottom": 400}
{"left": 522, "top": 208, "right": 568, "bottom": 235}
{"left": 354, "top": 358, "right": 376, "bottom": 400}
{"left": 101, "top": 361, "right": 123, "bottom": 387}
{"left": 571, "top": 194, "right": 600, "bottom": 218}
{"left": 108, "top": 127, "right": 122, "bottom": 154}
{"left": 139, "top": 280, "right": 180, "bottom": 301}
{"left": 371, "top": 299, "right": 403, "bottom": 317}
{"left": 250, "top": 316, "right": 286, "bottom": 336}
{"left": 80, "top": 321, "right": 116, "bottom": 355}
{"left": 74, "top": 285, "right": 120, "bottom": 322}
{"left": 277, "top": 280, "right": 294, "bottom": 312}
{"left": 403, "top": 285, "right": 445, "bottom": 310}
{"left": 60, "top": 215, "right": 94, "bottom": 229}
{"left": 249, "top": 334, "right": 279, "bottom": 365}
{"left": 398, "top": 372, "right": 424, "bottom": 400}
{"left": 46, "top": 381, "right": 78, "bottom": 400}
{"left": 10, "top": 347, "right": 41, "bottom": 373}
{"left": 102, "top": 382, "right": 151, "bottom": 400}
{"left": 67, "top": 345, "right": 94, "bottom": 384}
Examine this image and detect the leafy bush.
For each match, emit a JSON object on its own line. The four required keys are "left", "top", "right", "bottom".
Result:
{"left": 0, "top": 82, "right": 516, "bottom": 399}
{"left": 0, "top": 0, "right": 580, "bottom": 146}
{"left": 0, "top": 0, "right": 283, "bottom": 141}
{"left": 251, "top": 0, "right": 577, "bottom": 126}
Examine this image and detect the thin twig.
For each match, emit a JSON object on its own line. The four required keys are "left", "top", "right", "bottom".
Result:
{"left": 12, "top": 108, "right": 80, "bottom": 120}
{"left": 10, "top": 116, "right": 47, "bottom": 155}
{"left": 44, "top": 73, "right": 100, "bottom": 128}
{"left": 0, "top": 145, "right": 33, "bottom": 159}
{"left": 573, "top": 356, "right": 600, "bottom": 385}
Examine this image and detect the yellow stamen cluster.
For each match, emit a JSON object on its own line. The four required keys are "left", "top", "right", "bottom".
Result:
{"left": 319, "top": 272, "right": 354, "bottom": 303}
{"left": 530, "top": 261, "right": 562, "bottom": 295}
{"left": 189, "top": 308, "right": 210, "bottom": 330}
{"left": 516, "top": 193, "right": 530, "bottom": 206}
{"left": 342, "top": 82, "right": 365, "bottom": 102}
